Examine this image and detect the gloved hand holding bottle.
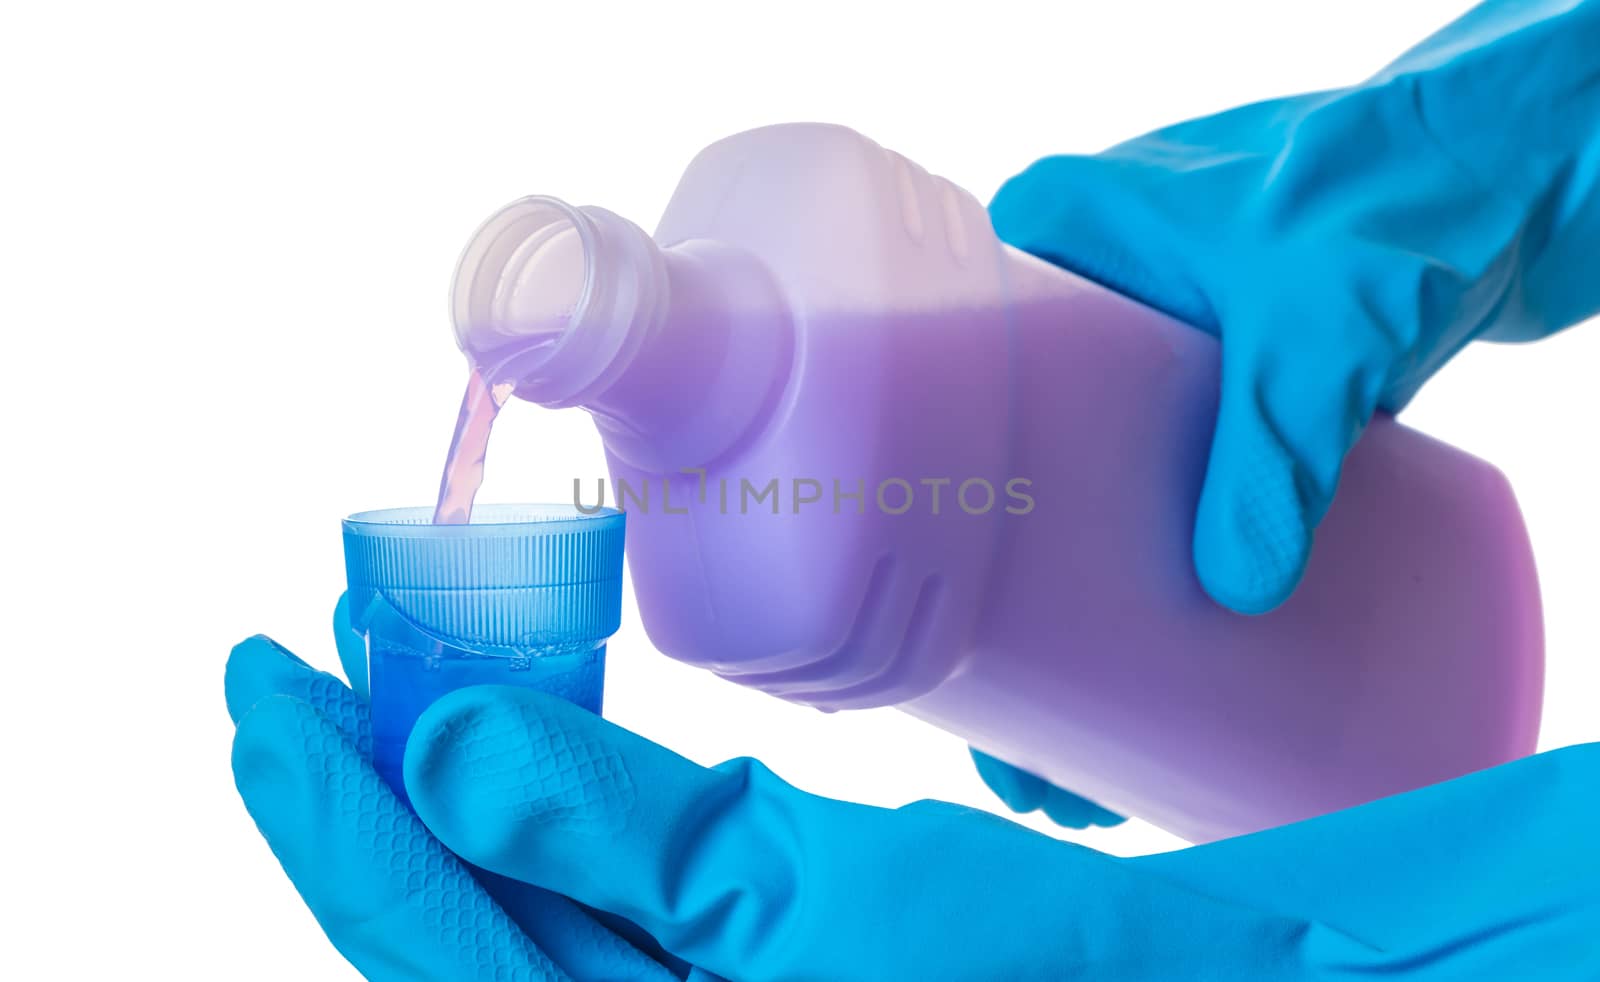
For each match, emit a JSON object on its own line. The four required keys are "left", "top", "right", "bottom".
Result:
{"left": 991, "top": 0, "right": 1600, "bottom": 615}
{"left": 227, "top": 611, "right": 1600, "bottom": 981}
{"left": 438, "top": 0, "right": 1599, "bottom": 840}
{"left": 973, "top": 0, "right": 1600, "bottom": 831}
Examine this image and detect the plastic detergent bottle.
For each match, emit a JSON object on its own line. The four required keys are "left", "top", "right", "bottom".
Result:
{"left": 446, "top": 123, "right": 1543, "bottom": 842}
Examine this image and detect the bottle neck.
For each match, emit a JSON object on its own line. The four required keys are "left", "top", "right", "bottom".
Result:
{"left": 452, "top": 196, "right": 793, "bottom": 471}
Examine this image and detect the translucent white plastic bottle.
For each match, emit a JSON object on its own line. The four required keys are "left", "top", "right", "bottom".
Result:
{"left": 448, "top": 124, "right": 1542, "bottom": 842}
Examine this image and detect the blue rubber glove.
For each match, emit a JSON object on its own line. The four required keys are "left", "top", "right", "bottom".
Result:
{"left": 969, "top": 749, "right": 1125, "bottom": 830}
{"left": 990, "top": 0, "right": 1600, "bottom": 615}
{"left": 229, "top": 609, "right": 1600, "bottom": 979}
{"left": 226, "top": 601, "right": 719, "bottom": 982}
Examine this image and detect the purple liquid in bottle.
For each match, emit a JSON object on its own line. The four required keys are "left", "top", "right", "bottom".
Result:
{"left": 440, "top": 124, "right": 1543, "bottom": 841}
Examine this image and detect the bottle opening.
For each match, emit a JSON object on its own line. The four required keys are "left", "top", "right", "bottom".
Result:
{"left": 451, "top": 196, "right": 593, "bottom": 368}
{"left": 451, "top": 194, "right": 670, "bottom": 409}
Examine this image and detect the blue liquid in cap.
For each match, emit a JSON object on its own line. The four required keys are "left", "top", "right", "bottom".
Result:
{"left": 368, "top": 633, "right": 606, "bottom": 795}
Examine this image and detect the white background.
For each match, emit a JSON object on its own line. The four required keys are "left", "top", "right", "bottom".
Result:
{"left": 3, "top": 1, "right": 1595, "bottom": 977}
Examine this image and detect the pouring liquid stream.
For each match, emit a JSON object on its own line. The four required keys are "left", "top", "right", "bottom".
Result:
{"left": 433, "top": 365, "right": 516, "bottom": 524}
{"left": 378, "top": 341, "right": 606, "bottom": 797}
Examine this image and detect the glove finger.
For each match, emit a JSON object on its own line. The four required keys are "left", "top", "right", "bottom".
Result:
{"left": 1194, "top": 311, "right": 1383, "bottom": 614}
{"left": 405, "top": 686, "right": 1340, "bottom": 980}
{"left": 969, "top": 749, "right": 1124, "bottom": 829}
{"left": 333, "top": 592, "right": 370, "bottom": 701}
{"left": 232, "top": 693, "right": 568, "bottom": 982}
{"left": 225, "top": 634, "right": 370, "bottom": 754}
{"left": 471, "top": 872, "right": 689, "bottom": 982}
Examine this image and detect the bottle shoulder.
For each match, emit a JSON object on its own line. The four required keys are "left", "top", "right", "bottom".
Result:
{"left": 656, "top": 123, "right": 1015, "bottom": 317}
